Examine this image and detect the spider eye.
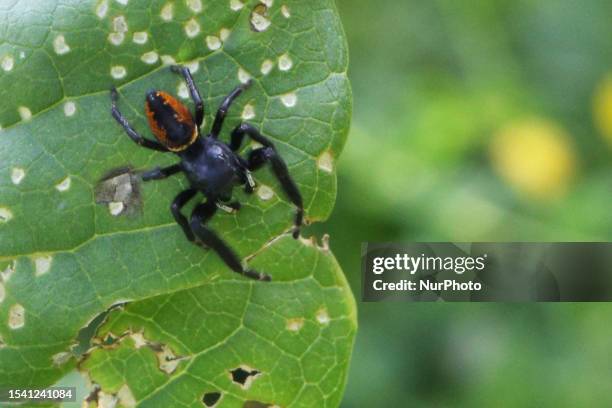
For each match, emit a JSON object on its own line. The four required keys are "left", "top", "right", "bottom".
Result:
{"left": 145, "top": 90, "right": 197, "bottom": 152}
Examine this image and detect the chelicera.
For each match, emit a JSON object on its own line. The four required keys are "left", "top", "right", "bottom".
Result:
{"left": 110, "top": 65, "right": 303, "bottom": 281}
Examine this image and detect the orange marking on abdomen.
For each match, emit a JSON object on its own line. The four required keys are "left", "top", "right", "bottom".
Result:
{"left": 145, "top": 91, "right": 196, "bottom": 150}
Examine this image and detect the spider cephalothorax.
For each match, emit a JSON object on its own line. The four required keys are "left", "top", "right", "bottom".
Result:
{"left": 110, "top": 66, "right": 303, "bottom": 281}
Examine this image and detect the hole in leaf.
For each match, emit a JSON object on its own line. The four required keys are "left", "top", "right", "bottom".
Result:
{"left": 102, "top": 332, "right": 119, "bottom": 346}
{"left": 202, "top": 392, "right": 222, "bottom": 407}
{"left": 230, "top": 366, "right": 261, "bottom": 389}
{"left": 73, "top": 301, "right": 128, "bottom": 355}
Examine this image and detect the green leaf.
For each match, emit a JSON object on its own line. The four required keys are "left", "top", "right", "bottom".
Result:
{"left": 0, "top": 0, "right": 354, "bottom": 406}
{"left": 83, "top": 237, "right": 355, "bottom": 408}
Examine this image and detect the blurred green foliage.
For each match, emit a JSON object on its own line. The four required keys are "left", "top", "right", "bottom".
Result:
{"left": 319, "top": 0, "right": 612, "bottom": 406}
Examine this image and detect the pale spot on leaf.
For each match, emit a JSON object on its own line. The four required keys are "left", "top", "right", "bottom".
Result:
{"left": 109, "top": 202, "right": 125, "bottom": 216}
{"left": 1, "top": 261, "right": 15, "bottom": 282}
{"left": 257, "top": 185, "right": 274, "bottom": 201}
{"left": 141, "top": 51, "right": 159, "bottom": 64}
{"left": 161, "top": 3, "right": 173, "bottom": 21}
{"left": 0, "top": 282, "right": 4, "bottom": 304}
{"left": 260, "top": 59, "right": 273, "bottom": 75}
{"left": 316, "top": 308, "right": 330, "bottom": 325}
{"left": 185, "top": 60, "right": 199, "bottom": 73}
{"left": 108, "top": 17, "right": 127, "bottom": 44}
{"left": 1, "top": 55, "right": 14, "bottom": 72}
{"left": 130, "top": 332, "right": 147, "bottom": 348}
{"left": 242, "top": 103, "right": 255, "bottom": 120}
{"left": 18, "top": 106, "right": 32, "bottom": 121}
{"left": 238, "top": 68, "right": 251, "bottom": 84}
{"left": 286, "top": 318, "right": 304, "bottom": 332}
{"left": 63, "top": 101, "right": 76, "bottom": 117}
{"left": 177, "top": 82, "right": 189, "bottom": 99}
{"left": 11, "top": 168, "right": 25, "bottom": 185}
{"left": 34, "top": 256, "right": 52, "bottom": 276}
{"left": 220, "top": 28, "right": 231, "bottom": 42}
{"left": 0, "top": 208, "right": 12, "bottom": 223}
{"left": 55, "top": 176, "right": 71, "bottom": 192}
{"left": 133, "top": 31, "right": 148, "bottom": 44}
{"left": 250, "top": 5, "right": 271, "bottom": 32}
{"left": 278, "top": 53, "right": 293, "bottom": 71}
{"left": 317, "top": 150, "right": 334, "bottom": 173}
{"left": 8, "top": 304, "right": 25, "bottom": 329}
{"left": 98, "top": 392, "right": 118, "bottom": 408}
{"left": 96, "top": 0, "right": 109, "bottom": 18}
{"left": 53, "top": 35, "right": 70, "bottom": 55}
{"left": 230, "top": 0, "right": 243, "bottom": 11}
{"left": 113, "top": 15, "right": 128, "bottom": 33}
{"left": 52, "top": 351, "right": 71, "bottom": 366}
{"left": 108, "top": 32, "right": 125, "bottom": 46}
{"left": 281, "top": 5, "right": 290, "bottom": 18}
{"left": 261, "top": 0, "right": 273, "bottom": 6}
{"left": 161, "top": 55, "right": 176, "bottom": 65}
{"left": 185, "top": 18, "right": 201, "bottom": 38}
{"left": 187, "top": 0, "right": 202, "bottom": 13}
{"left": 156, "top": 345, "right": 182, "bottom": 374}
{"left": 111, "top": 65, "right": 127, "bottom": 79}
{"left": 206, "top": 35, "right": 221, "bottom": 50}
{"left": 116, "top": 0, "right": 129, "bottom": 5}
{"left": 117, "top": 384, "right": 136, "bottom": 408}
{"left": 281, "top": 92, "right": 297, "bottom": 107}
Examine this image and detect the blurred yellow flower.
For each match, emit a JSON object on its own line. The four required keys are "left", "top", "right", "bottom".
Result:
{"left": 490, "top": 119, "right": 576, "bottom": 200}
{"left": 593, "top": 75, "right": 612, "bottom": 146}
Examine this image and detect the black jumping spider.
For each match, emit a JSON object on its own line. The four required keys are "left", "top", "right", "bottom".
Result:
{"left": 110, "top": 66, "right": 303, "bottom": 281}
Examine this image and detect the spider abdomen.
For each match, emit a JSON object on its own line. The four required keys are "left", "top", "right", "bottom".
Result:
{"left": 145, "top": 90, "right": 197, "bottom": 152}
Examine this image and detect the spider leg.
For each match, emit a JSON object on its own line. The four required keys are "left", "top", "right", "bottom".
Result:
{"left": 231, "top": 123, "right": 303, "bottom": 238}
{"left": 243, "top": 170, "right": 256, "bottom": 194}
{"left": 171, "top": 189, "right": 198, "bottom": 242}
{"left": 234, "top": 156, "right": 256, "bottom": 194}
{"left": 229, "top": 122, "right": 273, "bottom": 150}
{"left": 170, "top": 65, "right": 204, "bottom": 127}
{"left": 110, "top": 87, "right": 168, "bottom": 152}
{"left": 216, "top": 201, "right": 241, "bottom": 212}
{"left": 190, "top": 200, "right": 271, "bottom": 281}
{"left": 211, "top": 80, "right": 253, "bottom": 138}
{"left": 141, "top": 164, "right": 182, "bottom": 181}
